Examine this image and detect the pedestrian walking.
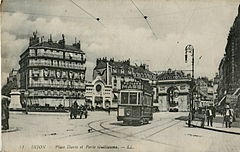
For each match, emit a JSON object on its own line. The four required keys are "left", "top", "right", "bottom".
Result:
{"left": 206, "top": 104, "right": 216, "bottom": 127}
{"left": 224, "top": 105, "right": 234, "bottom": 128}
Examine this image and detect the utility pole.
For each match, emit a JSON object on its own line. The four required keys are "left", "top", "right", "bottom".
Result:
{"left": 185, "top": 44, "right": 195, "bottom": 127}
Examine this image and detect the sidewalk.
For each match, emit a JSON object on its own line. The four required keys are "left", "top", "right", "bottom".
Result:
{"left": 176, "top": 115, "right": 240, "bottom": 135}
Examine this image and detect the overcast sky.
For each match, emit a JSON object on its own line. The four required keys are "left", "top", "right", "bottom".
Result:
{"left": 1, "top": 0, "right": 239, "bottom": 86}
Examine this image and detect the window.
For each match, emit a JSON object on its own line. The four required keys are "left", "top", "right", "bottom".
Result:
{"left": 143, "top": 94, "right": 152, "bottom": 106}
{"left": 180, "top": 85, "right": 185, "bottom": 90}
{"left": 121, "top": 77, "right": 124, "bottom": 82}
{"left": 114, "top": 79, "right": 117, "bottom": 87}
{"left": 121, "top": 92, "right": 128, "bottom": 104}
{"left": 121, "top": 68, "right": 124, "bottom": 74}
{"left": 138, "top": 92, "right": 141, "bottom": 104}
{"left": 160, "top": 87, "right": 165, "bottom": 91}
{"left": 96, "top": 84, "right": 102, "bottom": 92}
{"left": 130, "top": 92, "right": 137, "bottom": 104}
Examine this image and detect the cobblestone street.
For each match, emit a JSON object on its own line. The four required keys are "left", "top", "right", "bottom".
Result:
{"left": 2, "top": 111, "right": 240, "bottom": 152}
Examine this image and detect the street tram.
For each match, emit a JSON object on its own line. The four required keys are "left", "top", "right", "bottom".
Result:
{"left": 117, "top": 81, "right": 153, "bottom": 125}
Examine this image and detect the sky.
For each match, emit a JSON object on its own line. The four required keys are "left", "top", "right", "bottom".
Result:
{"left": 1, "top": 0, "right": 239, "bottom": 86}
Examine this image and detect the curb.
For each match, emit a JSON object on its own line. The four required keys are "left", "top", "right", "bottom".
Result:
{"left": 186, "top": 122, "right": 240, "bottom": 135}
{"left": 2, "top": 128, "right": 18, "bottom": 133}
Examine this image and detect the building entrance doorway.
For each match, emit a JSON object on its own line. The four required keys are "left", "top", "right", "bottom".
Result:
{"left": 167, "top": 86, "right": 179, "bottom": 112}
{"left": 95, "top": 97, "right": 103, "bottom": 109}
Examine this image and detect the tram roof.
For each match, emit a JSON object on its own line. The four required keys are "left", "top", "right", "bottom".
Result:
{"left": 121, "top": 81, "right": 153, "bottom": 94}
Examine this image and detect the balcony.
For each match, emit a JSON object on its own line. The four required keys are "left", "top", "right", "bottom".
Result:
{"left": 29, "top": 53, "right": 86, "bottom": 62}
{"left": 28, "top": 62, "right": 86, "bottom": 70}
{"left": 29, "top": 83, "right": 85, "bottom": 89}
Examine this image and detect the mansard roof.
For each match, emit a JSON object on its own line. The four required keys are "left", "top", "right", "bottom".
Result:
{"left": 94, "top": 58, "right": 157, "bottom": 80}
{"left": 30, "top": 41, "right": 84, "bottom": 53}
{"left": 157, "top": 69, "right": 190, "bottom": 80}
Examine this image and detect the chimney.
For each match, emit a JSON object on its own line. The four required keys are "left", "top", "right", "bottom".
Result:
{"left": 76, "top": 40, "right": 81, "bottom": 50}
{"left": 29, "top": 31, "right": 39, "bottom": 46}
{"left": 62, "top": 34, "right": 65, "bottom": 46}
{"left": 48, "top": 34, "right": 53, "bottom": 43}
{"left": 238, "top": 4, "right": 240, "bottom": 16}
{"left": 58, "top": 34, "right": 65, "bottom": 48}
{"left": 96, "top": 58, "right": 100, "bottom": 65}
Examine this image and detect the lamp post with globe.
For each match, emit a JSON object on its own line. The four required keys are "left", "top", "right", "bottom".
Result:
{"left": 185, "top": 44, "right": 195, "bottom": 127}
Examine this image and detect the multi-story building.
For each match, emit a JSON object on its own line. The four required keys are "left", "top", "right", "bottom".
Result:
{"left": 85, "top": 58, "right": 157, "bottom": 109}
{"left": 155, "top": 69, "right": 191, "bottom": 111}
{"left": 218, "top": 5, "right": 240, "bottom": 108}
{"left": 19, "top": 32, "right": 86, "bottom": 108}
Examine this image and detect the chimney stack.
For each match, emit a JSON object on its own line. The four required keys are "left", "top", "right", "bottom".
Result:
{"left": 58, "top": 34, "right": 65, "bottom": 48}
{"left": 238, "top": 4, "right": 240, "bottom": 16}
{"left": 29, "top": 31, "right": 39, "bottom": 46}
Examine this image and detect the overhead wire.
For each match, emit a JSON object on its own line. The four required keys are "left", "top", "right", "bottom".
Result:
{"left": 2, "top": 10, "right": 92, "bottom": 19}
{"left": 69, "top": 0, "right": 105, "bottom": 27}
{"left": 129, "top": 0, "right": 158, "bottom": 39}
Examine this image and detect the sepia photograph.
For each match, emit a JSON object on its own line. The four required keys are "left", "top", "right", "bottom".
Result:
{"left": 1, "top": 0, "right": 240, "bottom": 152}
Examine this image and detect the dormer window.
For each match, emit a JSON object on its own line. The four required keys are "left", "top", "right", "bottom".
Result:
{"left": 128, "top": 69, "right": 131, "bottom": 75}
{"left": 113, "top": 68, "right": 117, "bottom": 73}
{"left": 121, "top": 68, "right": 124, "bottom": 74}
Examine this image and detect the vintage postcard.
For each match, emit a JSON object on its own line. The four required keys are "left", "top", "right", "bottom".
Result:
{"left": 1, "top": 0, "right": 240, "bottom": 152}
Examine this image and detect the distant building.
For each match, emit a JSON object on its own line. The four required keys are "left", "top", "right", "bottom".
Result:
{"left": 19, "top": 32, "right": 86, "bottom": 108}
{"left": 85, "top": 58, "right": 157, "bottom": 109}
{"left": 218, "top": 5, "right": 240, "bottom": 108}
{"left": 195, "top": 77, "right": 214, "bottom": 107}
{"left": 155, "top": 69, "right": 191, "bottom": 111}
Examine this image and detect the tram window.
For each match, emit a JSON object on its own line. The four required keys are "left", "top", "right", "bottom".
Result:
{"left": 121, "top": 92, "right": 128, "bottom": 104}
{"left": 130, "top": 92, "right": 137, "bottom": 104}
{"left": 143, "top": 95, "right": 152, "bottom": 105}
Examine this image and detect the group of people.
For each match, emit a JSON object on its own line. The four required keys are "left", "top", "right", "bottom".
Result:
{"left": 204, "top": 104, "right": 234, "bottom": 128}
{"left": 70, "top": 101, "right": 88, "bottom": 119}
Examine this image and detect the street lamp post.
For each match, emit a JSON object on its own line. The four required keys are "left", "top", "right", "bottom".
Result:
{"left": 185, "top": 44, "right": 195, "bottom": 127}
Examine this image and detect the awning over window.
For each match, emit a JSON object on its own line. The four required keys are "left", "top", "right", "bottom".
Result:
{"left": 233, "top": 88, "right": 240, "bottom": 96}
{"left": 218, "top": 96, "right": 226, "bottom": 106}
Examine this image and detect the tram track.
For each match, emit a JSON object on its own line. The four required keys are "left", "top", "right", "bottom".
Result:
{"left": 98, "top": 118, "right": 182, "bottom": 147}
{"left": 59, "top": 115, "right": 182, "bottom": 147}
{"left": 98, "top": 118, "right": 182, "bottom": 140}
{"left": 145, "top": 120, "right": 182, "bottom": 138}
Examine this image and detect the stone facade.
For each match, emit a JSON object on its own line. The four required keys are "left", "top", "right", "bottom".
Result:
{"left": 218, "top": 5, "right": 240, "bottom": 108}
{"left": 19, "top": 32, "right": 86, "bottom": 108}
{"left": 156, "top": 69, "right": 191, "bottom": 112}
{"left": 86, "top": 58, "right": 157, "bottom": 109}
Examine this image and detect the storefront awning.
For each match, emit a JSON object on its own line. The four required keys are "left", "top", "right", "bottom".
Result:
{"left": 233, "top": 88, "right": 240, "bottom": 96}
{"left": 218, "top": 96, "right": 226, "bottom": 106}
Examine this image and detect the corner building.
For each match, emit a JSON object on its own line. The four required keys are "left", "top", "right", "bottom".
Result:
{"left": 218, "top": 5, "right": 240, "bottom": 109}
{"left": 19, "top": 32, "right": 86, "bottom": 108}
